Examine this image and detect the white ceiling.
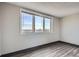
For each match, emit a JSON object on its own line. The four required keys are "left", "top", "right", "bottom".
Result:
{"left": 8, "top": 2, "right": 79, "bottom": 17}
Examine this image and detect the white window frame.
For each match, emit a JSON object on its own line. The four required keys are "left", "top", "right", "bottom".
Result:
{"left": 20, "top": 8, "right": 52, "bottom": 33}
{"left": 21, "top": 12, "right": 33, "bottom": 32}
{"left": 44, "top": 18, "right": 51, "bottom": 32}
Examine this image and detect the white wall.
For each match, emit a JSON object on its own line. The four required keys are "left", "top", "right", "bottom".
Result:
{"left": 0, "top": 6, "right": 1, "bottom": 56}
{"left": 61, "top": 14, "right": 79, "bottom": 45}
{"left": 0, "top": 10, "right": 1, "bottom": 56}
{"left": 1, "top": 3, "right": 60, "bottom": 55}
{"left": 0, "top": 3, "right": 3, "bottom": 56}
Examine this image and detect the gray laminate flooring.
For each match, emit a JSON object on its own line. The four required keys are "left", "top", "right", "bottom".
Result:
{"left": 11, "top": 42, "right": 79, "bottom": 57}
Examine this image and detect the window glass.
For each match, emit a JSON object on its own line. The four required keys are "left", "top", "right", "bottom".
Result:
{"left": 45, "top": 18, "right": 50, "bottom": 32}
{"left": 21, "top": 11, "right": 51, "bottom": 33}
{"left": 35, "top": 16, "right": 43, "bottom": 32}
{"left": 21, "top": 12, "right": 33, "bottom": 32}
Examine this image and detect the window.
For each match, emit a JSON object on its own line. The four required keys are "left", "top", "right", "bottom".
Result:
{"left": 45, "top": 18, "right": 50, "bottom": 32}
{"left": 21, "top": 10, "right": 51, "bottom": 33}
{"left": 21, "top": 12, "right": 33, "bottom": 32}
{"left": 35, "top": 16, "right": 43, "bottom": 32}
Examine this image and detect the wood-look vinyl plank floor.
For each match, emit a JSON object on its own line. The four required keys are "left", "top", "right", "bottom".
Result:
{"left": 10, "top": 42, "right": 79, "bottom": 57}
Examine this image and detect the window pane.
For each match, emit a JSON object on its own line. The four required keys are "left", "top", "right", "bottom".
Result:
{"left": 21, "top": 12, "right": 32, "bottom": 32}
{"left": 35, "top": 16, "right": 43, "bottom": 32}
{"left": 45, "top": 18, "right": 50, "bottom": 32}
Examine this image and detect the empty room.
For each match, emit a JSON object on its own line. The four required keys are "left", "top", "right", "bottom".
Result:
{"left": 0, "top": 2, "right": 79, "bottom": 57}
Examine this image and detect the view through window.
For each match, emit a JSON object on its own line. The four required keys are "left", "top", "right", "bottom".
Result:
{"left": 21, "top": 11, "right": 51, "bottom": 32}
{"left": 45, "top": 18, "right": 50, "bottom": 32}
{"left": 35, "top": 16, "right": 43, "bottom": 32}
{"left": 21, "top": 12, "right": 33, "bottom": 32}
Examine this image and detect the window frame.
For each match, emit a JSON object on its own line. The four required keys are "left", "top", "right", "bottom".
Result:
{"left": 35, "top": 15, "right": 44, "bottom": 32}
{"left": 20, "top": 9, "right": 52, "bottom": 33}
{"left": 20, "top": 11, "right": 34, "bottom": 33}
{"left": 44, "top": 18, "right": 51, "bottom": 32}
